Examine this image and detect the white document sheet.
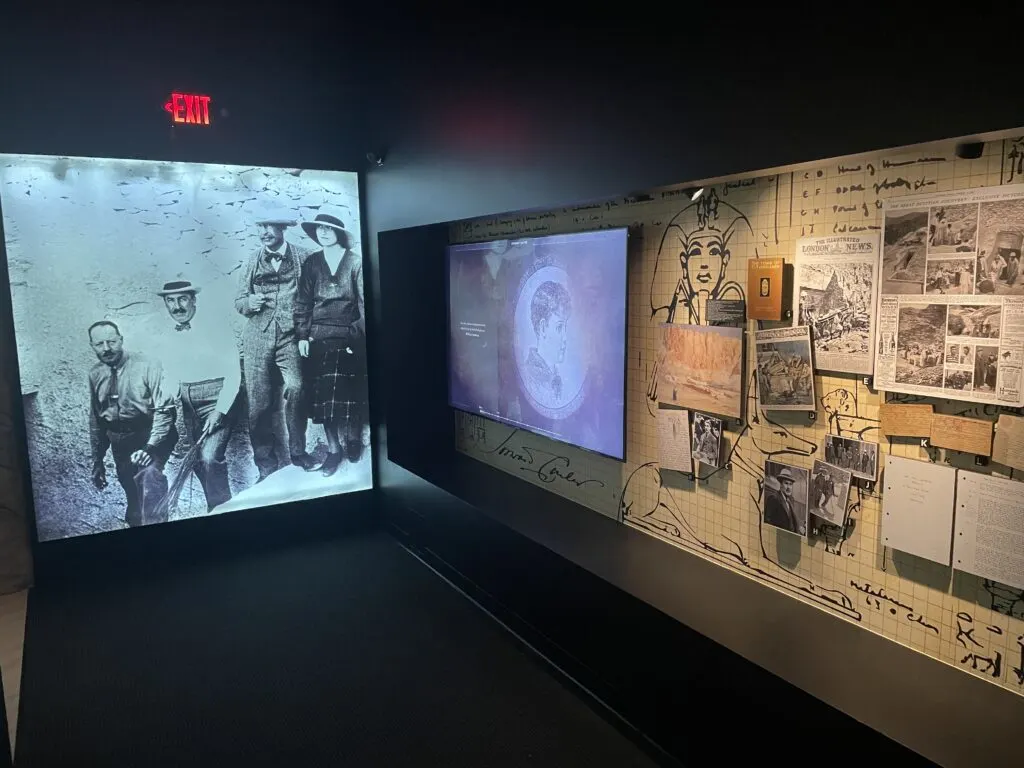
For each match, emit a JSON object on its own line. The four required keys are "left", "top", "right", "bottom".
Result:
{"left": 953, "top": 471, "right": 1024, "bottom": 590}
{"left": 657, "top": 407, "right": 692, "bottom": 473}
{"left": 881, "top": 455, "right": 956, "bottom": 565}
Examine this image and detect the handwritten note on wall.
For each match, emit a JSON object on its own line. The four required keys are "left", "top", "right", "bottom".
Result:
{"left": 881, "top": 455, "right": 956, "bottom": 565}
{"left": 954, "top": 471, "right": 1024, "bottom": 590}
{"left": 452, "top": 135, "right": 1024, "bottom": 698}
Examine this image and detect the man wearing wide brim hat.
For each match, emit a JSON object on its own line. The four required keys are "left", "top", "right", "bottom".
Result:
{"left": 234, "top": 205, "right": 317, "bottom": 478}
{"left": 252, "top": 212, "right": 298, "bottom": 227}
{"left": 764, "top": 464, "right": 806, "bottom": 535}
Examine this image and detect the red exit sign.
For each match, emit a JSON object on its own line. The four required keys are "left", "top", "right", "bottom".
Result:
{"left": 164, "top": 93, "right": 212, "bottom": 125}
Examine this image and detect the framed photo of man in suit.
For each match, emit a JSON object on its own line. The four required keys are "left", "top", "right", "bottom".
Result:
{"left": 763, "top": 461, "right": 809, "bottom": 536}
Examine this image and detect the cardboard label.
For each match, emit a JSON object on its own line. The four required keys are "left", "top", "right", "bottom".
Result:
{"left": 929, "top": 413, "right": 993, "bottom": 456}
{"left": 992, "top": 413, "right": 1024, "bottom": 471}
{"left": 879, "top": 403, "right": 933, "bottom": 438}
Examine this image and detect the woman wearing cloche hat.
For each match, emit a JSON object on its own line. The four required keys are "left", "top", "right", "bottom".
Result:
{"left": 293, "top": 205, "right": 367, "bottom": 476}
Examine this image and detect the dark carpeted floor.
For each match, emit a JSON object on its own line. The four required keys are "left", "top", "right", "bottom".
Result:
{"left": 15, "top": 532, "right": 663, "bottom": 767}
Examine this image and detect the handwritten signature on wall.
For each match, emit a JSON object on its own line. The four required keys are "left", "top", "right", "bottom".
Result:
{"left": 482, "top": 430, "right": 605, "bottom": 490}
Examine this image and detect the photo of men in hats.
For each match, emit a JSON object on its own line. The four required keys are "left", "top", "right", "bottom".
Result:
{"left": 235, "top": 208, "right": 317, "bottom": 480}
{"left": 763, "top": 461, "right": 808, "bottom": 536}
{"left": 0, "top": 156, "right": 370, "bottom": 541}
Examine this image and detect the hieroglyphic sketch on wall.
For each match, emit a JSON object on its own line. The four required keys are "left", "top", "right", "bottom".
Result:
{"left": 454, "top": 136, "right": 1024, "bottom": 697}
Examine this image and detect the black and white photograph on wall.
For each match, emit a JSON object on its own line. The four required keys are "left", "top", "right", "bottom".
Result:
{"left": 944, "top": 370, "right": 974, "bottom": 391}
{"left": 947, "top": 304, "right": 1001, "bottom": 338}
{"left": 754, "top": 326, "right": 815, "bottom": 410}
{"left": 894, "top": 304, "right": 946, "bottom": 387}
{"left": 0, "top": 154, "right": 372, "bottom": 541}
{"left": 809, "top": 460, "right": 851, "bottom": 526}
{"left": 822, "top": 434, "right": 878, "bottom": 481}
{"left": 925, "top": 257, "right": 975, "bottom": 295}
{"left": 881, "top": 207, "right": 927, "bottom": 295}
{"left": 927, "top": 203, "right": 977, "bottom": 255}
{"left": 690, "top": 412, "right": 722, "bottom": 467}
{"left": 762, "top": 461, "right": 808, "bottom": 536}
{"left": 973, "top": 345, "right": 1000, "bottom": 393}
{"left": 946, "top": 342, "right": 977, "bottom": 366}
{"left": 976, "top": 199, "right": 1024, "bottom": 295}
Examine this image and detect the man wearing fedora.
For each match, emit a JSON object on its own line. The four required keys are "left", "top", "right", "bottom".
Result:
{"left": 158, "top": 280, "right": 241, "bottom": 511}
{"left": 764, "top": 465, "right": 806, "bottom": 535}
{"left": 235, "top": 210, "right": 317, "bottom": 479}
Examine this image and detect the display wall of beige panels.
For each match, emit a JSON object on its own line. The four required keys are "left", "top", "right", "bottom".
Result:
{"left": 455, "top": 135, "right": 1024, "bottom": 698}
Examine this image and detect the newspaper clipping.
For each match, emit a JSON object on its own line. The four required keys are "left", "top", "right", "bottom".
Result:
{"left": 877, "top": 184, "right": 1024, "bottom": 406}
{"left": 794, "top": 234, "right": 878, "bottom": 375}
{"left": 755, "top": 326, "right": 816, "bottom": 410}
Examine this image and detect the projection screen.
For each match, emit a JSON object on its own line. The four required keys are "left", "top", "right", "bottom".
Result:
{"left": 0, "top": 154, "right": 371, "bottom": 541}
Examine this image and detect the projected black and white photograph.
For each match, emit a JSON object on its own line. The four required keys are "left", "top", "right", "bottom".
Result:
{"left": 0, "top": 154, "right": 371, "bottom": 541}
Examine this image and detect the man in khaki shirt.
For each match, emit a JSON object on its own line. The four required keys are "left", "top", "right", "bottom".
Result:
{"left": 88, "top": 320, "right": 178, "bottom": 527}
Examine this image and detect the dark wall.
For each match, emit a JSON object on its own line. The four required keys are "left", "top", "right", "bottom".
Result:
{"left": 367, "top": 45, "right": 1024, "bottom": 234}
{"left": 0, "top": 6, "right": 383, "bottom": 169}
{"left": 366, "top": 33, "right": 1024, "bottom": 767}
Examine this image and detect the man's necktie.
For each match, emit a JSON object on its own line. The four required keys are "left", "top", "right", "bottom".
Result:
{"left": 108, "top": 364, "right": 120, "bottom": 417}
{"left": 175, "top": 322, "right": 191, "bottom": 332}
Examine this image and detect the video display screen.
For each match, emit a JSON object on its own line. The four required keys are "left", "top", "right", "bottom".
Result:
{"left": 0, "top": 154, "right": 372, "bottom": 541}
{"left": 447, "top": 229, "right": 628, "bottom": 460}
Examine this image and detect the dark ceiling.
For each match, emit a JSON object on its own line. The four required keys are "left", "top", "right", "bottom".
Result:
{"left": 1, "top": 6, "right": 1021, "bottom": 177}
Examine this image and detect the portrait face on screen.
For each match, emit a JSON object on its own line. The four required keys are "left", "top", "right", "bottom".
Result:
{"left": 0, "top": 154, "right": 371, "bottom": 541}
{"left": 447, "top": 228, "right": 627, "bottom": 460}
{"left": 514, "top": 265, "right": 584, "bottom": 418}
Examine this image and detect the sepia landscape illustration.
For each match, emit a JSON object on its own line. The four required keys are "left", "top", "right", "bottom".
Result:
{"left": 658, "top": 324, "right": 743, "bottom": 419}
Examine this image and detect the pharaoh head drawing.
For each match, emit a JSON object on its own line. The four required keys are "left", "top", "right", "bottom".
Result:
{"left": 652, "top": 188, "right": 751, "bottom": 323}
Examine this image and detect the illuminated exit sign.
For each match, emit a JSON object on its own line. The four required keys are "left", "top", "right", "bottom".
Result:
{"left": 164, "top": 93, "right": 212, "bottom": 125}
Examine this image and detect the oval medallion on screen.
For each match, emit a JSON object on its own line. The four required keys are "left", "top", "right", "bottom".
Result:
{"left": 513, "top": 263, "right": 587, "bottom": 420}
